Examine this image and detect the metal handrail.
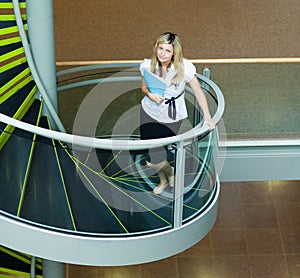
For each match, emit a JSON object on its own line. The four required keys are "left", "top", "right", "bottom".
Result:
{"left": 8, "top": 0, "right": 225, "bottom": 150}
{"left": 0, "top": 72, "right": 224, "bottom": 150}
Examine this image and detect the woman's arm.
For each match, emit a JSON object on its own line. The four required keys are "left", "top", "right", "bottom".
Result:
{"left": 189, "top": 76, "right": 215, "bottom": 129}
{"left": 141, "top": 77, "right": 164, "bottom": 104}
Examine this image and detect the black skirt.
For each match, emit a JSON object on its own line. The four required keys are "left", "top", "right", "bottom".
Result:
{"left": 140, "top": 107, "right": 182, "bottom": 163}
{"left": 140, "top": 107, "right": 182, "bottom": 140}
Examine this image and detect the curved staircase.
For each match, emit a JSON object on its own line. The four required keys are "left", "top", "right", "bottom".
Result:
{"left": 0, "top": 0, "right": 224, "bottom": 276}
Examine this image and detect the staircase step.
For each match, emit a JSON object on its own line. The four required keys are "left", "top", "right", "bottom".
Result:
{"left": 20, "top": 117, "right": 76, "bottom": 231}
{"left": 0, "top": 42, "right": 23, "bottom": 56}
{"left": 55, "top": 144, "right": 128, "bottom": 234}
{"left": 0, "top": 100, "right": 41, "bottom": 214}
{"left": 0, "top": 62, "right": 28, "bottom": 88}
{"left": 0, "top": 80, "right": 36, "bottom": 133}
{"left": 0, "top": 80, "right": 35, "bottom": 116}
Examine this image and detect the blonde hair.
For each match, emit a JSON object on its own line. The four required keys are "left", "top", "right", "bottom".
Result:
{"left": 151, "top": 32, "right": 184, "bottom": 83}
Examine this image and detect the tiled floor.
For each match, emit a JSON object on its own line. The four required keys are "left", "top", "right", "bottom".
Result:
{"left": 67, "top": 180, "right": 300, "bottom": 278}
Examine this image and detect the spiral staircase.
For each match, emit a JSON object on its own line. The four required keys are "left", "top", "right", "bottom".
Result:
{"left": 0, "top": 1, "right": 224, "bottom": 277}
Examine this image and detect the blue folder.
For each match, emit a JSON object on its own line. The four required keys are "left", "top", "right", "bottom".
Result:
{"left": 143, "top": 69, "right": 167, "bottom": 97}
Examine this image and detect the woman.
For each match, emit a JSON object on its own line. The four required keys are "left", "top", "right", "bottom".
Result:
{"left": 140, "top": 32, "right": 215, "bottom": 194}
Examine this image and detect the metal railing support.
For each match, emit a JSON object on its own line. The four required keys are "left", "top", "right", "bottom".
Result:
{"left": 193, "top": 68, "right": 211, "bottom": 125}
{"left": 201, "top": 68, "right": 211, "bottom": 91}
{"left": 173, "top": 141, "right": 186, "bottom": 228}
{"left": 30, "top": 256, "right": 36, "bottom": 278}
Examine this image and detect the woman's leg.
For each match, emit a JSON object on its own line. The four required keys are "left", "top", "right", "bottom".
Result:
{"left": 140, "top": 108, "right": 181, "bottom": 194}
{"left": 153, "top": 166, "right": 169, "bottom": 194}
{"left": 147, "top": 159, "right": 174, "bottom": 188}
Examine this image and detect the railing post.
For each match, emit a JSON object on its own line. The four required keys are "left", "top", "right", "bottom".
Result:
{"left": 26, "top": 0, "right": 58, "bottom": 129}
{"left": 201, "top": 68, "right": 211, "bottom": 91}
{"left": 30, "top": 257, "right": 36, "bottom": 278}
{"left": 193, "top": 68, "right": 211, "bottom": 126}
{"left": 173, "top": 141, "right": 186, "bottom": 228}
{"left": 42, "top": 259, "right": 65, "bottom": 278}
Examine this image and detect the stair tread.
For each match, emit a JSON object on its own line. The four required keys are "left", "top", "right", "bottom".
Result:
{"left": 0, "top": 100, "right": 41, "bottom": 214}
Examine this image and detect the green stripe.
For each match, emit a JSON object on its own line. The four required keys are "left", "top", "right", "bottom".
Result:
{"left": 0, "top": 273, "right": 10, "bottom": 278}
{"left": 0, "top": 47, "right": 24, "bottom": 62}
{"left": 0, "top": 25, "right": 27, "bottom": 46}
{"left": 0, "top": 67, "right": 31, "bottom": 94}
{"left": 0, "top": 25, "right": 19, "bottom": 35}
{"left": 0, "top": 246, "right": 42, "bottom": 271}
{"left": 0, "top": 36, "right": 21, "bottom": 46}
{"left": 0, "top": 26, "right": 24, "bottom": 47}
{"left": 116, "top": 178, "right": 199, "bottom": 212}
{"left": 0, "top": 74, "right": 33, "bottom": 105}
{"left": 100, "top": 150, "right": 122, "bottom": 174}
{"left": 51, "top": 126, "right": 77, "bottom": 231}
{"left": 107, "top": 176, "right": 172, "bottom": 225}
{"left": 0, "top": 268, "right": 42, "bottom": 278}
{"left": 104, "top": 176, "right": 172, "bottom": 225}
{"left": 0, "top": 86, "right": 36, "bottom": 150}
{"left": 78, "top": 164, "right": 130, "bottom": 233}
{"left": 0, "top": 14, "right": 26, "bottom": 21}
{"left": 114, "top": 155, "right": 146, "bottom": 179}
{"left": 17, "top": 101, "right": 43, "bottom": 217}
{"left": 81, "top": 155, "right": 173, "bottom": 225}
{"left": 13, "top": 85, "right": 36, "bottom": 119}
{"left": 0, "top": 3, "right": 26, "bottom": 9}
{"left": 110, "top": 154, "right": 141, "bottom": 178}
{"left": 71, "top": 151, "right": 172, "bottom": 228}
{"left": 0, "top": 56, "right": 27, "bottom": 73}
{"left": 63, "top": 147, "right": 129, "bottom": 233}
{"left": 0, "top": 246, "right": 31, "bottom": 266}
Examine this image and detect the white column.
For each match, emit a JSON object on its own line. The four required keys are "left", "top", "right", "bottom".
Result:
{"left": 26, "top": 0, "right": 58, "bottom": 128}
{"left": 42, "top": 259, "right": 65, "bottom": 278}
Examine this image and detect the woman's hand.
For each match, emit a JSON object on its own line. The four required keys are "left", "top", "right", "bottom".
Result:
{"left": 204, "top": 117, "right": 216, "bottom": 130}
{"left": 148, "top": 93, "right": 164, "bottom": 104}
{"left": 189, "top": 77, "right": 216, "bottom": 130}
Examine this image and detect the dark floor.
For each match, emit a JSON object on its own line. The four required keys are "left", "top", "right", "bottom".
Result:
{"left": 67, "top": 180, "right": 300, "bottom": 278}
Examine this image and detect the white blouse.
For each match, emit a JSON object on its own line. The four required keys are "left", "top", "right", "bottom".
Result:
{"left": 139, "top": 58, "right": 196, "bottom": 123}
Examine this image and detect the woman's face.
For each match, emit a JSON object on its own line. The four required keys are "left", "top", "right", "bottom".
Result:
{"left": 156, "top": 43, "right": 174, "bottom": 66}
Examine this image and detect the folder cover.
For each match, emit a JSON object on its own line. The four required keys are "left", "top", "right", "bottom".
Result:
{"left": 143, "top": 69, "right": 167, "bottom": 97}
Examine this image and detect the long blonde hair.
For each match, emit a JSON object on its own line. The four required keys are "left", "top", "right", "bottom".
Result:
{"left": 151, "top": 32, "right": 184, "bottom": 83}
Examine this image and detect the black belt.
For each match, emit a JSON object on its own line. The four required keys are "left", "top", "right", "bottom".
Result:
{"left": 165, "top": 91, "right": 184, "bottom": 120}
